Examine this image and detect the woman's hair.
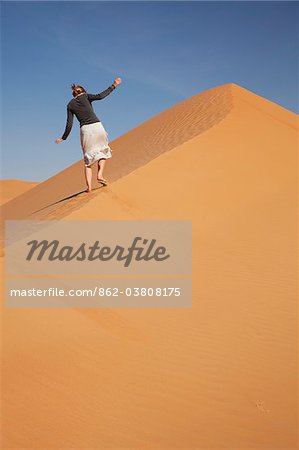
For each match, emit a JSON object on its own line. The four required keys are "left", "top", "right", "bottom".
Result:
{"left": 71, "top": 84, "right": 87, "bottom": 97}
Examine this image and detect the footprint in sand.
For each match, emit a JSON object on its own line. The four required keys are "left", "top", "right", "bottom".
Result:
{"left": 255, "top": 400, "right": 270, "bottom": 413}
{"left": 101, "top": 186, "right": 141, "bottom": 214}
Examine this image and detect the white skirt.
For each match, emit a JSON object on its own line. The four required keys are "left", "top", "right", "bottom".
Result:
{"left": 80, "top": 121, "right": 112, "bottom": 167}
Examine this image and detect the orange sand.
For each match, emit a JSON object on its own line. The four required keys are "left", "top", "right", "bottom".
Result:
{"left": 0, "top": 180, "right": 37, "bottom": 206}
{"left": 0, "top": 84, "right": 298, "bottom": 449}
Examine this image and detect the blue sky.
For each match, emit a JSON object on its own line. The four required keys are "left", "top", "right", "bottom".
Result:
{"left": 1, "top": 1, "right": 298, "bottom": 181}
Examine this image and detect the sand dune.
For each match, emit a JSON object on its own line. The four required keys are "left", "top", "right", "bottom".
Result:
{"left": 1, "top": 83, "right": 298, "bottom": 448}
{"left": 0, "top": 83, "right": 235, "bottom": 221}
{"left": 0, "top": 179, "right": 37, "bottom": 206}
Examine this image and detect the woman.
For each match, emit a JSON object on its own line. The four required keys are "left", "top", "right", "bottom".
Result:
{"left": 55, "top": 77, "right": 122, "bottom": 192}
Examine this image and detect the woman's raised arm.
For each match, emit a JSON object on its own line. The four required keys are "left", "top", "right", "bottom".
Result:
{"left": 88, "top": 78, "right": 122, "bottom": 102}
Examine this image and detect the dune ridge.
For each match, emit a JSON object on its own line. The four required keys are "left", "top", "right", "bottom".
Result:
{"left": 1, "top": 83, "right": 235, "bottom": 222}
{"left": 1, "top": 83, "right": 296, "bottom": 224}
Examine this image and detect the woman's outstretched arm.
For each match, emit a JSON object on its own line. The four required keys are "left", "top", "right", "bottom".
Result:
{"left": 60, "top": 105, "right": 74, "bottom": 141}
{"left": 88, "top": 77, "right": 122, "bottom": 102}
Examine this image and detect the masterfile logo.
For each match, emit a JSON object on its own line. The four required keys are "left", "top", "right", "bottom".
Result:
{"left": 25, "top": 236, "right": 171, "bottom": 267}
{"left": 5, "top": 220, "right": 192, "bottom": 308}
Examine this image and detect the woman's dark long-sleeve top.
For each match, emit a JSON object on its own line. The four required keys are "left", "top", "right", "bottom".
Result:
{"left": 61, "top": 84, "right": 116, "bottom": 141}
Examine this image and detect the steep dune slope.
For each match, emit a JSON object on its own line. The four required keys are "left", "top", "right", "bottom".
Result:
{"left": 1, "top": 83, "right": 296, "bottom": 222}
{"left": 1, "top": 83, "right": 234, "bottom": 220}
{"left": 1, "top": 84, "right": 298, "bottom": 448}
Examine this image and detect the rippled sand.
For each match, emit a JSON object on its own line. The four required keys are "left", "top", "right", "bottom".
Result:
{"left": 1, "top": 84, "right": 297, "bottom": 449}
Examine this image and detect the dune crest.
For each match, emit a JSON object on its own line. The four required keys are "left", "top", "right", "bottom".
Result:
{"left": 1, "top": 83, "right": 236, "bottom": 221}
{"left": 1, "top": 83, "right": 296, "bottom": 224}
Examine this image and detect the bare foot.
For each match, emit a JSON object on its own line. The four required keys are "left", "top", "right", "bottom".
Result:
{"left": 97, "top": 178, "right": 108, "bottom": 185}
{"left": 85, "top": 187, "right": 92, "bottom": 193}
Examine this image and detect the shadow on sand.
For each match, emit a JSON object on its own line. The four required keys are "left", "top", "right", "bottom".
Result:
{"left": 31, "top": 185, "right": 105, "bottom": 216}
